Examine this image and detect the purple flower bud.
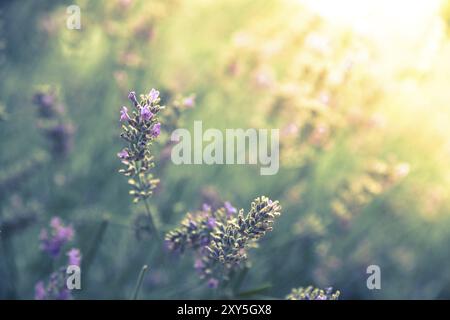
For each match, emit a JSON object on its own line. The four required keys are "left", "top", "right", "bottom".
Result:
{"left": 117, "top": 149, "right": 129, "bottom": 160}
{"left": 120, "top": 106, "right": 130, "bottom": 122}
{"left": 194, "top": 258, "right": 205, "bottom": 271}
{"left": 151, "top": 122, "right": 161, "bottom": 137}
{"left": 224, "top": 201, "right": 237, "bottom": 216}
{"left": 149, "top": 88, "right": 160, "bottom": 103}
{"left": 66, "top": 248, "right": 82, "bottom": 266}
{"left": 207, "top": 278, "right": 219, "bottom": 289}
{"left": 202, "top": 203, "right": 211, "bottom": 212}
{"left": 128, "top": 91, "right": 139, "bottom": 106}
{"left": 140, "top": 105, "right": 153, "bottom": 121}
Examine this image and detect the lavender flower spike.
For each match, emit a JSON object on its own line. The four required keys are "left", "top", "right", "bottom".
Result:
{"left": 40, "top": 217, "right": 74, "bottom": 258}
{"left": 119, "top": 89, "right": 164, "bottom": 203}
{"left": 286, "top": 286, "right": 340, "bottom": 300}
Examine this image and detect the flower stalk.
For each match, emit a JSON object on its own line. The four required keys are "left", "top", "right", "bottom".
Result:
{"left": 118, "top": 88, "right": 164, "bottom": 242}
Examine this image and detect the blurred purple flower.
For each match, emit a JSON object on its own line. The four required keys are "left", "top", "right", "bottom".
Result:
{"left": 149, "top": 88, "right": 160, "bottom": 103}
{"left": 224, "top": 201, "right": 237, "bottom": 216}
{"left": 40, "top": 217, "right": 74, "bottom": 258}
{"left": 207, "top": 278, "right": 219, "bottom": 289}
{"left": 140, "top": 105, "right": 153, "bottom": 121}
{"left": 194, "top": 258, "right": 205, "bottom": 272}
{"left": 183, "top": 95, "right": 195, "bottom": 108}
{"left": 34, "top": 268, "right": 74, "bottom": 300}
{"left": 120, "top": 106, "right": 130, "bottom": 122}
{"left": 35, "top": 281, "right": 46, "bottom": 300}
{"left": 202, "top": 203, "right": 211, "bottom": 212}
{"left": 66, "top": 248, "right": 82, "bottom": 266}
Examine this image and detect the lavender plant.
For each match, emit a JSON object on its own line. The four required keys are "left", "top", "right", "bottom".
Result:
{"left": 32, "top": 89, "right": 75, "bottom": 158}
{"left": 118, "top": 88, "right": 164, "bottom": 238}
{"left": 286, "top": 286, "right": 340, "bottom": 300}
{"left": 39, "top": 217, "right": 74, "bottom": 258}
{"left": 35, "top": 267, "right": 72, "bottom": 300}
{"left": 166, "top": 196, "right": 282, "bottom": 288}
{"left": 34, "top": 250, "right": 82, "bottom": 300}
{"left": 35, "top": 217, "right": 82, "bottom": 300}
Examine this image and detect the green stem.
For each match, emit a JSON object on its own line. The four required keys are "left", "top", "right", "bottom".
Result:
{"left": 237, "top": 283, "right": 272, "bottom": 298}
{"left": 82, "top": 216, "right": 109, "bottom": 282}
{"left": 131, "top": 265, "right": 148, "bottom": 300}
{"left": 142, "top": 198, "right": 162, "bottom": 244}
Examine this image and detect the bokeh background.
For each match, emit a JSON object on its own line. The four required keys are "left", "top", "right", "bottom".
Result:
{"left": 1, "top": 0, "right": 450, "bottom": 299}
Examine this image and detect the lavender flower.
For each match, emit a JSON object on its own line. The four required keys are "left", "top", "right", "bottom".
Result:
{"left": 128, "top": 91, "right": 139, "bottom": 106}
{"left": 165, "top": 206, "right": 229, "bottom": 253}
{"left": 207, "top": 217, "right": 216, "bottom": 228}
{"left": 32, "top": 88, "right": 75, "bottom": 158}
{"left": 224, "top": 201, "right": 237, "bottom": 216}
{"left": 66, "top": 248, "right": 82, "bottom": 266}
{"left": 34, "top": 282, "right": 46, "bottom": 300}
{"left": 286, "top": 286, "right": 340, "bottom": 300}
{"left": 166, "top": 196, "right": 281, "bottom": 286}
{"left": 140, "top": 105, "right": 153, "bottom": 121}
{"left": 32, "top": 91, "right": 60, "bottom": 118}
{"left": 40, "top": 217, "right": 74, "bottom": 258}
{"left": 151, "top": 122, "right": 161, "bottom": 137}
{"left": 120, "top": 106, "right": 130, "bottom": 122}
{"left": 207, "top": 278, "right": 219, "bottom": 289}
{"left": 194, "top": 258, "right": 205, "bottom": 272}
{"left": 149, "top": 88, "right": 160, "bottom": 103}
{"left": 117, "top": 149, "right": 129, "bottom": 160}
{"left": 34, "top": 268, "right": 73, "bottom": 300}
{"left": 118, "top": 89, "right": 164, "bottom": 203}
{"left": 182, "top": 95, "right": 196, "bottom": 108}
